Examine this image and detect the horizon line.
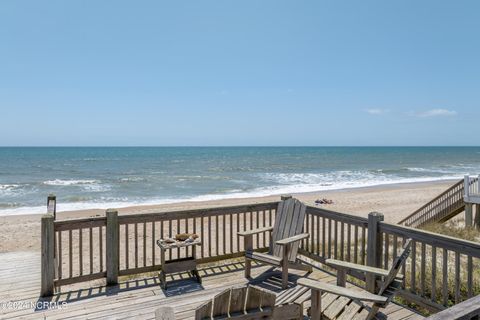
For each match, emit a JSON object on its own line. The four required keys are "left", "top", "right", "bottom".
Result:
{"left": 0, "top": 145, "right": 479, "bottom": 148}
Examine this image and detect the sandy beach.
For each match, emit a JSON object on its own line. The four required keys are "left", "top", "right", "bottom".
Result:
{"left": 0, "top": 179, "right": 458, "bottom": 253}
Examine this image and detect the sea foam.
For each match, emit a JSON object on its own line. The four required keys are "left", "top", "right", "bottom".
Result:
{"left": 0, "top": 174, "right": 463, "bottom": 217}
{"left": 43, "top": 179, "right": 100, "bottom": 186}
{"left": 1, "top": 146, "right": 479, "bottom": 217}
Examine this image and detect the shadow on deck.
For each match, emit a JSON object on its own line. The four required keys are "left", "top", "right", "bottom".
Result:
{"left": 43, "top": 261, "right": 253, "bottom": 307}
{"left": 0, "top": 252, "right": 423, "bottom": 320}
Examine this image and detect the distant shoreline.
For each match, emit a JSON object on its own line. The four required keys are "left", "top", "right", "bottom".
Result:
{"left": 0, "top": 179, "right": 458, "bottom": 253}
{"left": 0, "top": 177, "right": 459, "bottom": 218}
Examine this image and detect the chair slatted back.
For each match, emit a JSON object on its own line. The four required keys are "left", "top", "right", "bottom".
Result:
{"left": 270, "top": 198, "right": 307, "bottom": 261}
{"left": 195, "top": 300, "right": 212, "bottom": 320}
{"left": 195, "top": 285, "right": 276, "bottom": 319}
{"left": 229, "top": 286, "right": 248, "bottom": 315}
{"left": 246, "top": 286, "right": 276, "bottom": 311}
{"left": 377, "top": 239, "right": 412, "bottom": 303}
{"left": 212, "top": 289, "right": 231, "bottom": 317}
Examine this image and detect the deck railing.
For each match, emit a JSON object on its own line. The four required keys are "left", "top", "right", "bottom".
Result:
{"left": 116, "top": 202, "right": 277, "bottom": 277}
{"left": 299, "top": 206, "right": 480, "bottom": 312}
{"left": 379, "top": 223, "right": 480, "bottom": 310}
{"left": 299, "top": 207, "right": 369, "bottom": 278}
{"left": 464, "top": 175, "right": 480, "bottom": 203}
{"left": 53, "top": 216, "right": 107, "bottom": 287}
{"left": 40, "top": 198, "right": 480, "bottom": 316}
{"left": 399, "top": 177, "right": 480, "bottom": 228}
{"left": 41, "top": 201, "right": 279, "bottom": 295}
{"left": 398, "top": 180, "right": 465, "bottom": 228}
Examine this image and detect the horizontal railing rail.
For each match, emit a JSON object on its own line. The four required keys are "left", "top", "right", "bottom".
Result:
{"left": 426, "top": 294, "right": 480, "bottom": 320}
{"left": 379, "top": 223, "right": 480, "bottom": 257}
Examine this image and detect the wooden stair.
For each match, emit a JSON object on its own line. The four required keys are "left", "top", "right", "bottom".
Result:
{"left": 399, "top": 178, "right": 478, "bottom": 228}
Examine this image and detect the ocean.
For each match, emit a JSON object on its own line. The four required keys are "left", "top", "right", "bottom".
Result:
{"left": 0, "top": 147, "right": 479, "bottom": 216}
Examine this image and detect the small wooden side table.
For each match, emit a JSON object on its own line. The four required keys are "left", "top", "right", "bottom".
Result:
{"left": 156, "top": 238, "right": 202, "bottom": 289}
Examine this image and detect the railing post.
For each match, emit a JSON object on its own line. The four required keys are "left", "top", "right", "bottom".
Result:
{"left": 475, "top": 204, "right": 480, "bottom": 230}
{"left": 464, "top": 175, "right": 469, "bottom": 202}
{"left": 47, "top": 194, "right": 57, "bottom": 220}
{"left": 366, "top": 212, "right": 384, "bottom": 293}
{"left": 106, "top": 209, "right": 119, "bottom": 285}
{"left": 465, "top": 204, "right": 473, "bottom": 227}
{"left": 464, "top": 175, "right": 474, "bottom": 227}
{"left": 41, "top": 214, "right": 55, "bottom": 297}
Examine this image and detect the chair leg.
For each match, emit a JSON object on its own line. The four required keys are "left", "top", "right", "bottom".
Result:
{"left": 337, "top": 269, "right": 346, "bottom": 287}
{"left": 244, "top": 235, "right": 253, "bottom": 279}
{"left": 310, "top": 289, "right": 322, "bottom": 320}
{"left": 282, "top": 265, "right": 288, "bottom": 289}
{"left": 366, "top": 304, "right": 379, "bottom": 320}
{"left": 282, "top": 244, "right": 290, "bottom": 289}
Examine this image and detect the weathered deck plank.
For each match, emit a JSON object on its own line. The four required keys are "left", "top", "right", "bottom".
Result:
{"left": 0, "top": 251, "right": 424, "bottom": 320}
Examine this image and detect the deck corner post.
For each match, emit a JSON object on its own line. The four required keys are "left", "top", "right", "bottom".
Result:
{"left": 41, "top": 214, "right": 55, "bottom": 297}
{"left": 47, "top": 194, "right": 57, "bottom": 220}
{"left": 106, "top": 209, "right": 119, "bottom": 285}
{"left": 366, "top": 211, "right": 384, "bottom": 293}
{"left": 464, "top": 175, "right": 469, "bottom": 201}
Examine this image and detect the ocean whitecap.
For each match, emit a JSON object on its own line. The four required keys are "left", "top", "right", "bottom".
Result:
{"left": 43, "top": 179, "right": 109, "bottom": 192}
{"left": 0, "top": 184, "right": 24, "bottom": 197}
{"left": 119, "top": 177, "right": 147, "bottom": 182}
{"left": 43, "top": 179, "right": 100, "bottom": 186}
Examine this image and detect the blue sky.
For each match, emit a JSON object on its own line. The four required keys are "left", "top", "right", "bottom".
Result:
{"left": 0, "top": 1, "right": 479, "bottom": 146}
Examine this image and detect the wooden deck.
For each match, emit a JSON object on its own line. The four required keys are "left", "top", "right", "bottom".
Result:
{"left": 0, "top": 251, "right": 424, "bottom": 320}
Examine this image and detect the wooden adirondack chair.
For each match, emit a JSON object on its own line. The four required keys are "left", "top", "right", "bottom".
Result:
{"left": 298, "top": 239, "right": 412, "bottom": 320}
{"left": 238, "top": 197, "right": 312, "bottom": 289}
{"left": 195, "top": 285, "right": 276, "bottom": 319}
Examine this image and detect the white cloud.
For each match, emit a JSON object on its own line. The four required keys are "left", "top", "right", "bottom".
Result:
{"left": 365, "top": 108, "right": 389, "bottom": 115}
{"left": 413, "top": 109, "right": 457, "bottom": 118}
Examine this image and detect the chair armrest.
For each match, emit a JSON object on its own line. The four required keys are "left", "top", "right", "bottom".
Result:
{"left": 276, "top": 233, "right": 309, "bottom": 245}
{"left": 238, "top": 226, "right": 273, "bottom": 236}
{"left": 298, "top": 278, "right": 387, "bottom": 303}
{"left": 326, "top": 259, "right": 392, "bottom": 278}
